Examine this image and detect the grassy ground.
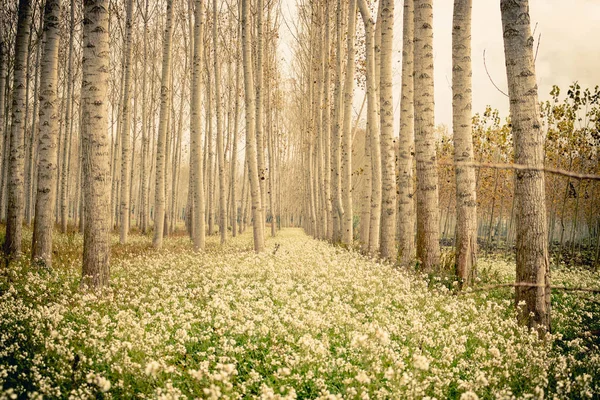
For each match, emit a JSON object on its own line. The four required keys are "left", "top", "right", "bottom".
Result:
{"left": 1, "top": 228, "right": 599, "bottom": 399}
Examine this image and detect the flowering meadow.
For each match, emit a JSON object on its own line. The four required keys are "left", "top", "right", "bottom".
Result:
{"left": 1, "top": 229, "right": 599, "bottom": 399}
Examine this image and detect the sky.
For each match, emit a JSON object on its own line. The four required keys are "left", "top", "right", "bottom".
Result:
{"left": 278, "top": 0, "right": 600, "bottom": 132}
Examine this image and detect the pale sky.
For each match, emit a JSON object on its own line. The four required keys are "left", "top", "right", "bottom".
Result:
{"left": 279, "top": 0, "right": 600, "bottom": 132}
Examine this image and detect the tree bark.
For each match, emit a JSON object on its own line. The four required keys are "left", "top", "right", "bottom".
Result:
{"left": 242, "top": 0, "right": 265, "bottom": 252}
{"left": 119, "top": 0, "right": 134, "bottom": 243}
{"left": 81, "top": 0, "right": 112, "bottom": 289}
{"left": 357, "top": 0, "right": 380, "bottom": 255}
{"left": 397, "top": 0, "right": 416, "bottom": 265}
{"left": 152, "top": 0, "right": 175, "bottom": 249}
{"left": 213, "top": 0, "right": 226, "bottom": 244}
{"left": 378, "top": 0, "right": 396, "bottom": 259}
{"left": 4, "top": 0, "right": 32, "bottom": 259}
{"left": 31, "top": 0, "right": 61, "bottom": 267}
{"left": 341, "top": 0, "right": 356, "bottom": 246}
{"left": 453, "top": 0, "right": 477, "bottom": 284}
{"left": 414, "top": 0, "right": 441, "bottom": 271}
{"left": 500, "top": 0, "right": 551, "bottom": 332}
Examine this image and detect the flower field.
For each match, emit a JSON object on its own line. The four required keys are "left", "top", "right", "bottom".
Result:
{"left": 1, "top": 229, "right": 599, "bottom": 399}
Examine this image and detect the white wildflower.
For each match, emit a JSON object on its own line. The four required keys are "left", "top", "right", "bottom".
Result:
{"left": 413, "top": 354, "right": 430, "bottom": 371}
{"left": 355, "top": 371, "right": 371, "bottom": 384}
{"left": 460, "top": 391, "right": 479, "bottom": 400}
{"left": 144, "top": 360, "right": 161, "bottom": 377}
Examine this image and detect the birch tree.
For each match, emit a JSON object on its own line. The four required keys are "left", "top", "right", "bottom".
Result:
{"left": 191, "top": 0, "right": 205, "bottom": 251}
{"left": 341, "top": 0, "right": 356, "bottom": 246}
{"left": 414, "top": 0, "right": 441, "bottom": 271}
{"left": 397, "top": 0, "right": 415, "bottom": 265}
{"left": 81, "top": 0, "right": 111, "bottom": 289}
{"left": 4, "top": 0, "right": 32, "bottom": 259}
{"left": 500, "top": 0, "right": 551, "bottom": 332}
{"left": 379, "top": 0, "right": 396, "bottom": 260}
{"left": 31, "top": 0, "right": 61, "bottom": 267}
{"left": 153, "top": 0, "right": 175, "bottom": 249}
{"left": 242, "top": 0, "right": 265, "bottom": 252}
{"left": 453, "top": 0, "right": 477, "bottom": 284}
{"left": 331, "top": 0, "right": 344, "bottom": 243}
{"left": 356, "top": 0, "right": 381, "bottom": 255}
{"left": 213, "top": 0, "right": 226, "bottom": 243}
{"left": 119, "top": 0, "right": 134, "bottom": 243}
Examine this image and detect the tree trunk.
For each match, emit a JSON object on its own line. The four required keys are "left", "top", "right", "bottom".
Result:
{"left": 4, "top": 0, "right": 32, "bottom": 259}
{"left": 118, "top": 0, "right": 134, "bottom": 243}
{"left": 190, "top": 0, "right": 205, "bottom": 250}
{"left": 397, "top": 0, "right": 416, "bottom": 265}
{"left": 453, "top": 0, "right": 477, "bottom": 284}
{"left": 357, "top": 0, "right": 380, "bottom": 255}
{"left": 322, "top": 0, "right": 333, "bottom": 241}
{"left": 152, "top": 0, "right": 175, "bottom": 249}
{"left": 378, "top": 0, "right": 396, "bottom": 259}
{"left": 414, "top": 0, "right": 441, "bottom": 271}
{"left": 341, "top": 0, "right": 356, "bottom": 246}
{"left": 242, "top": 0, "right": 265, "bottom": 252}
{"left": 31, "top": 0, "right": 61, "bottom": 267}
{"left": 501, "top": 0, "right": 551, "bottom": 332}
{"left": 331, "top": 0, "right": 344, "bottom": 243}
{"left": 213, "top": 0, "right": 226, "bottom": 244}
{"left": 81, "top": 0, "right": 111, "bottom": 289}
{"left": 25, "top": 30, "right": 42, "bottom": 227}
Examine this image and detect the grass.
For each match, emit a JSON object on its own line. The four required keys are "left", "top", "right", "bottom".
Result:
{"left": 1, "top": 227, "right": 599, "bottom": 399}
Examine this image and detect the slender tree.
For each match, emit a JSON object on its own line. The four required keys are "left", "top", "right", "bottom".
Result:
{"left": 242, "top": 0, "right": 265, "bottom": 252}
{"left": 397, "top": 0, "right": 415, "bottom": 265}
{"left": 414, "top": 0, "right": 441, "bottom": 271}
{"left": 80, "top": 0, "right": 111, "bottom": 289}
{"left": 191, "top": 0, "right": 206, "bottom": 251}
{"left": 119, "top": 0, "right": 135, "bottom": 243}
{"left": 357, "top": 0, "right": 381, "bottom": 255}
{"left": 153, "top": 0, "right": 175, "bottom": 249}
{"left": 31, "top": 0, "right": 61, "bottom": 267}
{"left": 4, "top": 0, "right": 32, "bottom": 259}
{"left": 379, "top": 0, "right": 396, "bottom": 259}
{"left": 214, "top": 0, "right": 226, "bottom": 243}
{"left": 331, "top": 0, "right": 344, "bottom": 243}
{"left": 500, "top": 0, "right": 550, "bottom": 332}
{"left": 341, "top": 0, "right": 356, "bottom": 246}
{"left": 453, "top": 0, "right": 477, "bottom": 284}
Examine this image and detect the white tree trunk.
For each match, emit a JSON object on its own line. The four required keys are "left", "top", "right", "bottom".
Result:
{"left": 191, "top": 0, "right": 205, "bottom": 251}
{"left": 453, "top": 0, "right": 477, "bottom": 284}
{"left": 81, "top": 0, "right": 111, "bottom": 289}
{"left": 397, "top": 0, "right": 416, "bottom": 266}
{"left": 213, "top": 0, "right": 226, "bottom": 244}
{"left": 119, "top": 0, "right": 134, "bottom": 243}
{"left": 500, "top": 0, "right": 551, "bottom": 332}
{"left": 357, "top": 0, "right": 380, "bottom": 255}
{"left": 331, "top": 0, "right": 344, "bottom": 243}
{"left": 379, "top": 0, "right": 396, "bottom": 260}
{"left": 341, "top": 0, "right": 356, "bottom": 246}
{"left": 242, "top": 0, "right": 265, "bottom": 252}
{"left": 414, "top": 0, "right": 441, "bottom": 271}
{"left": 31, "top": 0, "right": 61, "bottom": 267}
{"left": 152, "top": 0, "right": 175, "bottom": 249}
{"left": 4, "top": 0, "right": 32, "bottom": 259}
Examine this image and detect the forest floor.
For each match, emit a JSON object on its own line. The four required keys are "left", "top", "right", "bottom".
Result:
{"left": 1, "top": 228, "right": 599, "bottom": 399}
